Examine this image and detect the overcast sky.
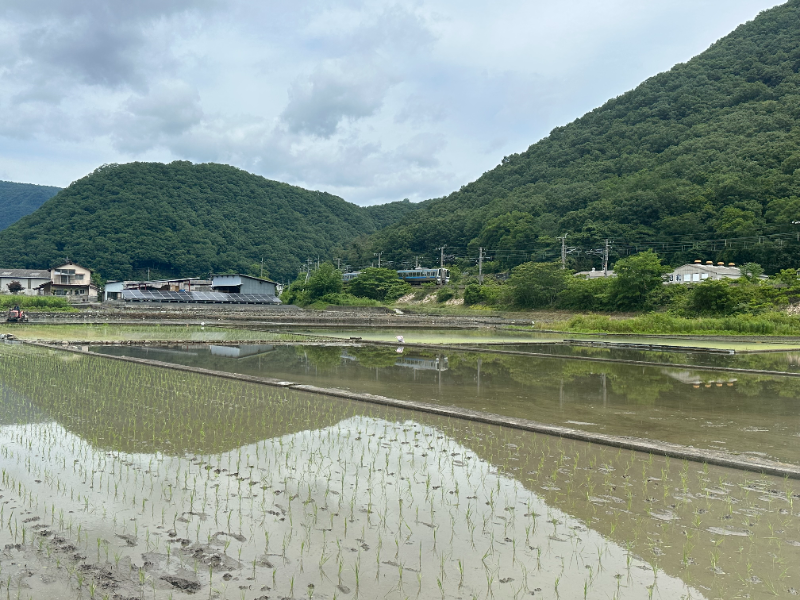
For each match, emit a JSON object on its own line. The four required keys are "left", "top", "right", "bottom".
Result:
{"left": 0, "top": 0, "right": 787, "bottom": 205}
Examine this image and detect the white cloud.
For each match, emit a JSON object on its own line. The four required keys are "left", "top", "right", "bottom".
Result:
{"left": 0, "top": 0, "right": 788, "bottom": 204}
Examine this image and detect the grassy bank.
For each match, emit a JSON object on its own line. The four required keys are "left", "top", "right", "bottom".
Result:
{"left": 0, "top": 295, "right": 76, "bottom": 311}
{"left": 556, "top": 312, "right": 800, "bottom": 336}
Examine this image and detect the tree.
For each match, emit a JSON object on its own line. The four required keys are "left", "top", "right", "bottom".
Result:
{"left": 305, "top": 263, "right": 342, "bottom": 299}
{"left": 6, "top": 280, "right": 22, "bottom": 294}
{"left": 608, "top": 251, "right": 669, "bottom": 310}
{"left": 740, "top": 262, "right": 764, "bottom": 281}
{"left": 686, "top": 280, "right": 738, "bottom": 315}
{"left": 505, "top": 262, "right": 570, "bottom": 309}
{"left": 348, "top": 268, "right": 411, "bottom": 301}
{"left": 463, "top": 284, "right": 483, "bottom": 305}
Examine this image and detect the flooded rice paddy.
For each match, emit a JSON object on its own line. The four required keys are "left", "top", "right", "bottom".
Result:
{"left": 293, "top": 328, "right": 800, "bottom": 352}
{"left": 1, "top": 343, "right": 799, "bottom": 599}
{"left": 94, "top": 343, "right": 800, "bottom": 465}
{"left": 0, "top": 324, "right": 293, "bottom": 343}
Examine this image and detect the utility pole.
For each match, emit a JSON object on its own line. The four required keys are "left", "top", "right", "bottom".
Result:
{"left": 335, "top": 258, "right": 341, "bottom": 270}
{"left": 437, "top": 245, "right": 447, "bottom": 269}
{"left": 260, "top": 257, "right": 264, "bottom": 279}
{"left": 603, "top": 239, "right": 610, "bottom": 276}
{"left": 414, "top": 256, "right": 421, "bottom": 269}
{"left": 374, "top": 252, "right": 383, "bottom": 268}
{"left": 558, "top": 235, "right": 567, "bottom": 269}
{"left": 478, "top": 247, "right": 484, "bottom": 284}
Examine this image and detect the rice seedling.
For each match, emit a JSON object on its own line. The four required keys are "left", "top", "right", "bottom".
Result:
{"left": 0, "top": 341, "right": 797, "bottom": 599}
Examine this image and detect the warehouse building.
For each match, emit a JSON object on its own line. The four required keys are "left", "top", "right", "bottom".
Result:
{"left": 0, "top": 269, "right": 50, "bottom": 296}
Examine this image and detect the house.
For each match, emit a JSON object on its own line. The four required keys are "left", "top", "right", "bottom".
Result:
{"left": 37, "top": 262, "right": 98, "bottom": 300}
{"left": 211, "top": 274, "right": 279, "bottom": 296}
{"left": 0, "top": 269, "right": 51, "bottom": 296}
{"left": 667, "top": 261, "right": 742, "bottom": 284}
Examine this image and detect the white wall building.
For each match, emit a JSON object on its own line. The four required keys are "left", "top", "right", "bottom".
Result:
{"left": 667, "top": 262, "right": 741, "bottom": 284}
{"left": 0, "top": 269, "right": 50, "bottom": 296}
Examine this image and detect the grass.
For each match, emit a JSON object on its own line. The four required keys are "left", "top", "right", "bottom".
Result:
{"left": 0, "top": 295, "right": 76, "bottom": 312}
{"left": 549, "top": 311, "right": 800, "bottom": 336}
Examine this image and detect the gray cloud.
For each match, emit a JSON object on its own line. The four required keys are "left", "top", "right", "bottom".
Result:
{"left": 0, "top": 0, "right": 788, "bottom": 205}
{"left": 281, "top": 61, "right": 396, "bottom": 137}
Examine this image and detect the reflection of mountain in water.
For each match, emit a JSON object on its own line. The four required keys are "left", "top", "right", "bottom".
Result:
{"left": 341, "top": 349, "right": 448, "bottom": 371}
{"left": 0, "top": 383, "right": 49, "bottom": 426}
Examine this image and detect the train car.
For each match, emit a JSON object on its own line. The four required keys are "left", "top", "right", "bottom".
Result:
{"left": 342, "top": 271, "right": 361, "bottom": 283}
{"left": 396, "top": 268, "right": 450, "bottom": 285}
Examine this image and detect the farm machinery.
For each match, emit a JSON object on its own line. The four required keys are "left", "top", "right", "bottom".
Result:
{"left": 6, "top": 306, "right": 29, "bottom": 322}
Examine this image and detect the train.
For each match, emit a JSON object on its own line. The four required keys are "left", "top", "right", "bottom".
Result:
{"left": 342, "top": 268, "right": 450, "bottom": 285}
{"left": 396, "top": 268, "right": 450, "bottom": 285}
{"left": 342, "top": 271, "right": 361, "bottom": 283}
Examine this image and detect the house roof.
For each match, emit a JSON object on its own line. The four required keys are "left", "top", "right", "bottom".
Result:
{"left": 37, "top": 281, "right": 98, "bottom": 289}
{"left": 0, "top": 269, "right": 48, "bottom": 279}
{"left": 211, "top": 273, "right": 278, "bottom": 284}
{"left": 674, "top": 264, "right": 741, "bottom": 276}
{"left": 52, "top": 262, "right": 93, "bottom": 272}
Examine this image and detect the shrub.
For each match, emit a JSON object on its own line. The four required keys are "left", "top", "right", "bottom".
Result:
{"left": 348, "top": 268, "right": 411, "bottom": 302}
{"left": 436, "top": 287, "right": 454, "bottom": 303}
{"left": 0, "top": 296, "right": 73, "bottom": 311}
{"left": 463, "top": 284, "right": 483, "bottom": 305}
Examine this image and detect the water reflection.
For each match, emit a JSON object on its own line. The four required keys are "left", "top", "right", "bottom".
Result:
{"left": 94, "top": 343, "right": 800, "bottom": 464}
{"left": 3, "top": 343, "right": 800, "bottom": 599}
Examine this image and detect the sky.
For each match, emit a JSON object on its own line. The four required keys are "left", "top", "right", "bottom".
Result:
{"left": 0, "top": 0, "right": 787, "bottom": 206}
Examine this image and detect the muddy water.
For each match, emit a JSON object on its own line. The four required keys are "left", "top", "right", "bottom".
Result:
{"left": 1, "top": 343, "right": 799, "bottom": 599}
{"left": 95, "top": 343, "right": 800, "bottom": 465}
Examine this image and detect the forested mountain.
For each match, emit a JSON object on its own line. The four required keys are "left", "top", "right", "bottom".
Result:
{"left": 0, "top": 181, "right": 61, "bottom": 230}
{"left": 0, "top": 162, "right": 413, "bottom": 282}
{"left": 359, "top": 0, "right": 800, "bottom": 273}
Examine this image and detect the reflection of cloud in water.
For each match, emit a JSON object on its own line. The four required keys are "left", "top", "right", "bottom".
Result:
{"left": 662, "top": 368, "right": 737, "bottom": 386}
{"left": 209, "top": 344, "right": 275, "bottom": 358}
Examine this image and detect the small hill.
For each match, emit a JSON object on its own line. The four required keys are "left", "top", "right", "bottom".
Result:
{"left": 0, "top": 162, "right": 417, "bottom": 282}
{"left": 365, "top": 0, "right": 800, "bottom": 273}
{"left": 0, "top": 180, "right": 61, "bottom": 231}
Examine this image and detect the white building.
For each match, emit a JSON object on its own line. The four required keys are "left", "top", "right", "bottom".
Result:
{"left": 667, "top": 261, "right": 741, "bottom": 284}
{"left": 575, "top": 268, "right": 615, "bottom": 279}
{"left": 0, "top": 269, "right": 51, "bottom": 296}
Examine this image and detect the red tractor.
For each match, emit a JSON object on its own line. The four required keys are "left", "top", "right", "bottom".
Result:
{"left": 6, "top": 306, "right": 29, "bottom": 322}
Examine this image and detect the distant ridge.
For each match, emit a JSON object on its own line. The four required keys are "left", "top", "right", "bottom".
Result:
{"left": 0, "top": 180, "right": 61, "bottom": 231}
{"left": 0, "top": 162, "right": 418, "bottom": 281}
{"left": 363, "top": 0, "right": 800, "bottom": 273}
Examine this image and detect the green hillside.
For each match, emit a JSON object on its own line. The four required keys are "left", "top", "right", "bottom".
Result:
{"left": 361, "top": 0, "right": 800, "bottom": 273}
{"left": 0, "top": 162, "right": 416, "bottom": 282}
{"left": 0, "top": 180, "right": 61, "bottom": 231}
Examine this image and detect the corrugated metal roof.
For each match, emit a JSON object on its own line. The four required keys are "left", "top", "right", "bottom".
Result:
{"left": 0, "top": 269, "right": 49, "bottom": 278}
{"left": 673, "top": 264, "right": 741, "bottom": 276}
